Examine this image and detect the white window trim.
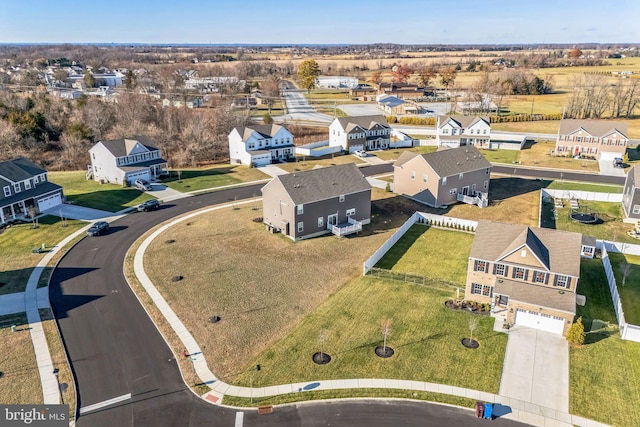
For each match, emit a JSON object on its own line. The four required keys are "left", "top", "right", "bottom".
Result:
{"left": 297, "top": 222, "right": 304, "bottom": 232}
{"left": 318, "top": 217, "right": 324, "bottom": 228}
{"left": 346, "top": 208, "right": 355, "bottom": 216}
{"left": 3, "top": 186, "right": 10, "bottom": 197}
{"left": 297, "top": 204, "right": 304, "bottom": 215}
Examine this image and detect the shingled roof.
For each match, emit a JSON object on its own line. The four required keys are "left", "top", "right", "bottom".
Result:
{"left": 270, "top": 163, "right": 371, "bottom": 205}
{"left": 0, "top": 157, "right": 46, "bottom": 183}
{"left": 438, "top": 115, "right": 489, "bottom": 129}
{"left": 470, "top": 220, "right": 582, "bottom": 277}
{"left": 99, "top": 136, "right": 160, "bottom": 157}
{"left": 558, "top": 119, "right": 628, "bottom": 138}
{"left": 234, "top": 124, "right": 287, "bottom": 140}
{"left": 334, "top": 115, "right": 389, "bottom": 133}
{"left": 403, "top": 145, "right": 491, "bottom": 177}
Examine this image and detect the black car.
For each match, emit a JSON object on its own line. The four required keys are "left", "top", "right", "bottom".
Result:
{"left": 137, "top": 199, "right": 161, "bottom": 212}
{"left": 87, "top": 221, "right": 109, "bottom": 236}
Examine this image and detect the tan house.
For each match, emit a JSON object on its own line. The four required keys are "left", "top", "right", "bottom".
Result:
{"left": 555, "top": 119, "right": 628, "bottom": 160}
{"left": 393, "top": 146, "right": 491, "bottom": 208}
{"left": 465, "top": 220, "right": 583, "bottom": 336}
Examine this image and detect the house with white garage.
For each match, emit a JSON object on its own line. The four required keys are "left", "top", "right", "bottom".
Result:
{"left": 436, "top": 115, "right": 491, "bottom": 148}
{"left": 228, "top": 124, "right": 295, "bottom": 166}
{"left": 555, "top": 119, "right": 628, "bottom": 160}
{"left": 88, "top": 136, "right": 168, "bottom": 185}
{"left": 622, "top": 165, "right": 640, "bottom": 222}
{"left": 329, "top": 115, "right": 390, "bottom": 153}
{"left": 465, "top": 220, "right": 582, "bottom": 336}
{"left": 0, "top": 157, "right": 64, "bottom": 224}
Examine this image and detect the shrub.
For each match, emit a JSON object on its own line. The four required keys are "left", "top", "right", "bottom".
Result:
{"left": 566, "top": 316, "right": 585, "bottom": 346}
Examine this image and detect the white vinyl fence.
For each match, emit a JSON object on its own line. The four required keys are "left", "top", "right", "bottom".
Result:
{"left": 541, "top": 189, "right": 622, "bottom": 203}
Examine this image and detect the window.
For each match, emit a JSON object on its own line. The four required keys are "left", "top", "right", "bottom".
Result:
{"left": 471, "top": 283, "right": 492, "bottom": 297}
{"left": 533, "top": 270, "right": 547, "bottom": 284}
{"left": 297, "top": 204, "right": 304, "bottom": 215}
{"left": 513, "top": 267, "right": 526, "bottom": 280}
{"left": 459, "top": 173, "right": 463, "bottom": 180}
{"left": 449, "top": 188, "right": 456, "bottom": 195}
{"left": 3, "top": 186, "right": 10, "bottom": 197}
{"left": 34, "top": 176, "right": 39, "bottom": 184}
{"left": 24, "top": 180, "right": 31, "bottom": 190}
{"left": 339, "top": 195, "right": 345, "bottom": 202}
{"left": 92, "top": 153, "right": 96, "bottom": 159}
{"left": 474, "top": 260, "right": 488, "bottom": 273}
{"left": 494, "top": 263, "right": 507, "bottom": 276}
{"left": 297, "top": 222, "right": 304, "bottom": 232}
{"left": 422, "top": 174, "right": 427, "bottom": 183}
{"left": 484, "top": 180, "right": 488, "bottom": 189}
{"left": 410, "top": 171, "right": 415, "bottom": 180}
{"left": 486, "top": 168, "right": 490, "bottom": 175}
{"left": 346, "top": 208, "right": 355, "bottom": 216}
{"left": 13, "top": 183, "right": 20, "bottom": 193}
{"left": 442, "top": 177, "right": 447, "bottom": 186}
{"left": 555, "top": 275, "right": 570, "bottom": 288}
{"left": 633, "top": 205, "right": 640, "bottom": 215}
{"left": 318, "top": 217, "right": 324, "bottom": 228}
{"left": 248, "top": 143, "right": 255, "bottom": 150}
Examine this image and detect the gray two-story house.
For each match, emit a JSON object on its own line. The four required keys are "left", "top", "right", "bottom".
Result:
{"left": 623, "top": 165, "right": 640, "bottom": 222}
{"left": 0, "top": 157, "right": 64, "bottom": 224}
{"left": 261, "top": 163, "right": 372, "bottom": 241}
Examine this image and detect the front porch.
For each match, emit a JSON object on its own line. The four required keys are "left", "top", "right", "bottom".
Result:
{"left": 327, "top": 217, "right": 363, "bottom": 237}
{"left": 1, "top": 199, "right": 32, "bottom": 224}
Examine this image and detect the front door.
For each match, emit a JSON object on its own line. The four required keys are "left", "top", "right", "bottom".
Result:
{"left": 328, "top": 213, "right": 338, "bottom": 227}
{"left": 462, "top": 186, "right": 469, "bottom": 196}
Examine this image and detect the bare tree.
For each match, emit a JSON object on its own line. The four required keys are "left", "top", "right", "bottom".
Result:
{"left": 416, "top": 65, "right": 437, "bottom": 88}
{"left": 319, "top": 330, "right": 328, "bottom": 359}
{"left": 381, "top": 319, "right": 393, "bottom": 352}
{"left": 438, "top": 67, "right": 458, "bottom": 90}
{"left": 620, "top": 261, "right": 632, "bottom": 287}
{"left": 82, "top": 98, "right": 114, "bottom": 140}
{"left": 469, "top": 317, "right": 479, "bottom": 342}
{"left": 392, "top": 64, "right": 413, "bottom": 83}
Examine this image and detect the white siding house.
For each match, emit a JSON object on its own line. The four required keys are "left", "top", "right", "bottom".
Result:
{"left": 228, "top": 124, "right": 295, "bottom": 166}
{"left": 329, "top": 115, "right": 390, "bottom": 153}
{"left": 436, "top": 115, "right": 491, "bottom": 148}
{"left": 89, "top": 136, "right": 168, "bottom": 185}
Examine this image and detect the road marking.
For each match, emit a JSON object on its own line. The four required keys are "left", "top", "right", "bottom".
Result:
{"left": 79, "top": 393, "right": 132, "bottom": 414}
{"left": 235, "top": 412, "right": 244, "bottom": 427}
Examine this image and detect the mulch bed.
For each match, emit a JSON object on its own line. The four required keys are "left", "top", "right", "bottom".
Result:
{"left": 444, "top": 300, "right": 490, "bottom": 315}
{"left": 462, "top": 338, "right": 480, "bottom": 349}
{"left": 312, "top": 352, "right": 331, "bottom": 365}
{"left": 375, "top": 346, "right": 395, "bottom": 358}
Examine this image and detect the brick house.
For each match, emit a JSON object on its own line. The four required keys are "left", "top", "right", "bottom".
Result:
{"left": 555, "top": 119, "right": 628, "bottom": 160}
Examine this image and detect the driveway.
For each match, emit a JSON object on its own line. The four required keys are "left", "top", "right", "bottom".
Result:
{"left": 499, "top": 326, "right": 569, "bottom": 412}
{"left": 42, "top": 204, "right": 115, "bottom": 221}
{"left": 598, "top": 158, "right": 626, "bottom": 177}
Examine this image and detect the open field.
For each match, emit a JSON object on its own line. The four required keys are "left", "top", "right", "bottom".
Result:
{"left": 161, "top": 164, "right": 268, "bottom": 192}
{"left": 609, "top": 253, "right": 640, "bottom": 325}
{"left": 143, "top": 191, "right": 424, "bottom": 381}
{"left": 0, "top": 313, "right": 41, "bottom": 405}
{"left": 375, "top": 225, "right": 473, "bottom": 285}
{"left": 231, "top": 277, "right": 506, "bottom": 393}
{"left": 0, "top": 216, "right": 85, "bottom": 295}
{"left": 49, "top": 171, "right": 154, "bottom": 212}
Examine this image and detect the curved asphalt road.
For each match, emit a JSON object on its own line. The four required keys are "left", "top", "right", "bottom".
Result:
{"left": 50, "top": 165, "right": 540, "bottom": 426}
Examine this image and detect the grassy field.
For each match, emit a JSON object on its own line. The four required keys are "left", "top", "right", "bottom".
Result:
{"left": 143, "top": 191, "right": 424, "bottom": 381}
{"left": 575, "top": 258, "right": 617, "bottom": 324}
{"left": 161, "top": 164, "right": 268, "bottom": 192}
{"left": 520, "top": 141, "right": 600, "bottom": 172}
{"left": 371, "top": 146, "right": 437, "bottom": 162}
{"left": 0, "top": 215, "right": 85, "bottom": 295}
{"left": 374, "top": 225, "right": 473, "bottom": 286}
{"left": 231, "top": 277, "right": 507, "bottom": 393}
{"left": 552, "top": 201, "right": 637, "bottom": 244}
{"left": 478, "top": 149, "right": 520, "bottom": 164}
{"left": 277, "top": 155, "right": 365, "bottom": 173}
{"left": 546, "top": 181, "right": 623, "bottom": 194}
{"left": 0, "top": 313, "right": 41, "bottom": 405}
{"left": 491, "top": 120, "right": 562, "bottom": 135}
{"left": 41, "top": 310, "right": 76, "bottom": 417}
{"left": 49, "top": 171, "right": 154, "bottom": 212}
{"left": 609, "top": 253, "right": 640, "bottom": 325}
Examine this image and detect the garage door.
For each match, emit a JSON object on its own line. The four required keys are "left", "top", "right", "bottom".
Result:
{"left": 599, "top": 151, "right": 618, "bottom": 161}
{"left": 37, "top": 193, "right": 62, "bottom": 212}
{"left": 514, "top": 309, "right": 564, "bottom": 335}
{"left": 126, "top": 170, "right": 150, "bottom": 184}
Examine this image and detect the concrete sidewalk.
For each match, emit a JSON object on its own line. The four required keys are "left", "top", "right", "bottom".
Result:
{"left": 131, "top": 199, "right": 607, "bottom": 427}
{"left": 0, "top": 287, "right": 51, "bottom": 316}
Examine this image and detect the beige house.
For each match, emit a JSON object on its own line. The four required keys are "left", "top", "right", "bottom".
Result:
{"left": 393, "top": 146, "right": 491, "bottom": 208}
{"left": 465, "top": 220, "right": 583, "bottom": 336}
{"left": 555, "top": 119, "right": 628, "bottom": 160}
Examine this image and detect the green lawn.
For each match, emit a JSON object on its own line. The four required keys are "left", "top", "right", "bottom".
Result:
{"left": 0, "top": 313, "right": 41, "bottom": 404}
{"left": 553, "top": 201, "right": 637, "bottom": 244}
{"left": 278, "top": 155, "right": 365, "bottom": 173}
{"left": 370, "top": 146, "right": 437, "bottom": 162}
{"left": 374, "top": 225, "right": 473, "bottom": 286}
{"left": 49, "top": 171, "right": 154, "bottom": 212}
{"left": 232, "top": 277, "right": 507, "bottom": 394}
{"left": 547, "top": 181, "right": 623, "bottom": 194}
{"left": 478, "top": 149, "right": 520, "bottom": 164}
{"left": 0, "top": 215, "right": 85, "bottom": 295}
{"left": 162, "top": 165, "right": 268, "bottom": 192}
{"left": 576, "top": 258, "right": 617, "bottom": 324}
{"left": 609, "top": 253, "right": 640, "bottom": 325}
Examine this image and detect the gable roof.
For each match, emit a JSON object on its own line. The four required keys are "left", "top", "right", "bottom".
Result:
{"left": 420, "top": 145, "right": 491, "bottom": 177}
{"left": 559, "top": 119, "right": 628, "bottom": 138}
{"left": 470, "top": 220, "right": 582, "bottom": 277}
{"left": 379, "top": 96, "right": 405, "bottom": 107}
{"left": 333, "top": 115, "right": 389, "bottom": 132}
{"left": 268, "top": 163, "right": 371, "bottom": 205}
{"left": 393, "top": 151, "right": 421, "bottom": 168}
{"left": 234, "top": 124, "right": 288, "bottom": 140}
{"left": 0, "top": 157, "right": 46, "bottom": 183}
{"left": 98, "top": 136, "right": 160, "bottom": 157}
{"left": 438, "top": 115, "right": 489, "bottom": 129}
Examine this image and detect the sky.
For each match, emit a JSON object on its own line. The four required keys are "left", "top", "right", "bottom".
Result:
{"left": 0, "top": 0, "right": 638, "bottom": 45}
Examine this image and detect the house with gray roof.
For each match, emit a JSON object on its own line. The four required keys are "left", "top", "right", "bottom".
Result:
{"left": 228, "top": 124, "right": 294, "bottom": 166}
{"left": 465, "top": 220, "right": 583, "bottom": 336}
{"left": 88, "top": 136, "right": 168, "bottom": 186}
{"left": 393, "top": 145, "right": 491, "bottom": 208}
{"left": 623, "top": 165, "right": 640, "bottom": 222}
{"left": 329, "top": 115, "right": 390, "bottom": 153}
{"left": 0, "top": 157, "right": 64, "bottom": 224}
{"left": 436, "top": 115, "right": 491, "bottom": 148}
{"left": 555, "top": 119, "right": 628, "bottom": 160}
{"left": 261, "top": 163, "right": 371, "bottom": 241}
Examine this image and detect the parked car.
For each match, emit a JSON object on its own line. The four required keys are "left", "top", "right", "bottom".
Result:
{"left": 87, "top": 221, "right": 109, "bottom": 236}
{"left": 135, "top": 179, "right": 152, "bottom": 191}
{"left": 354, "top": 150, "right": 367, "bottom": 157}
{"left": 137, "top": 199, "right": 161, "bottom": 212}
{"left": 613, "top": 157, "right": 624, "bottom": 168}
